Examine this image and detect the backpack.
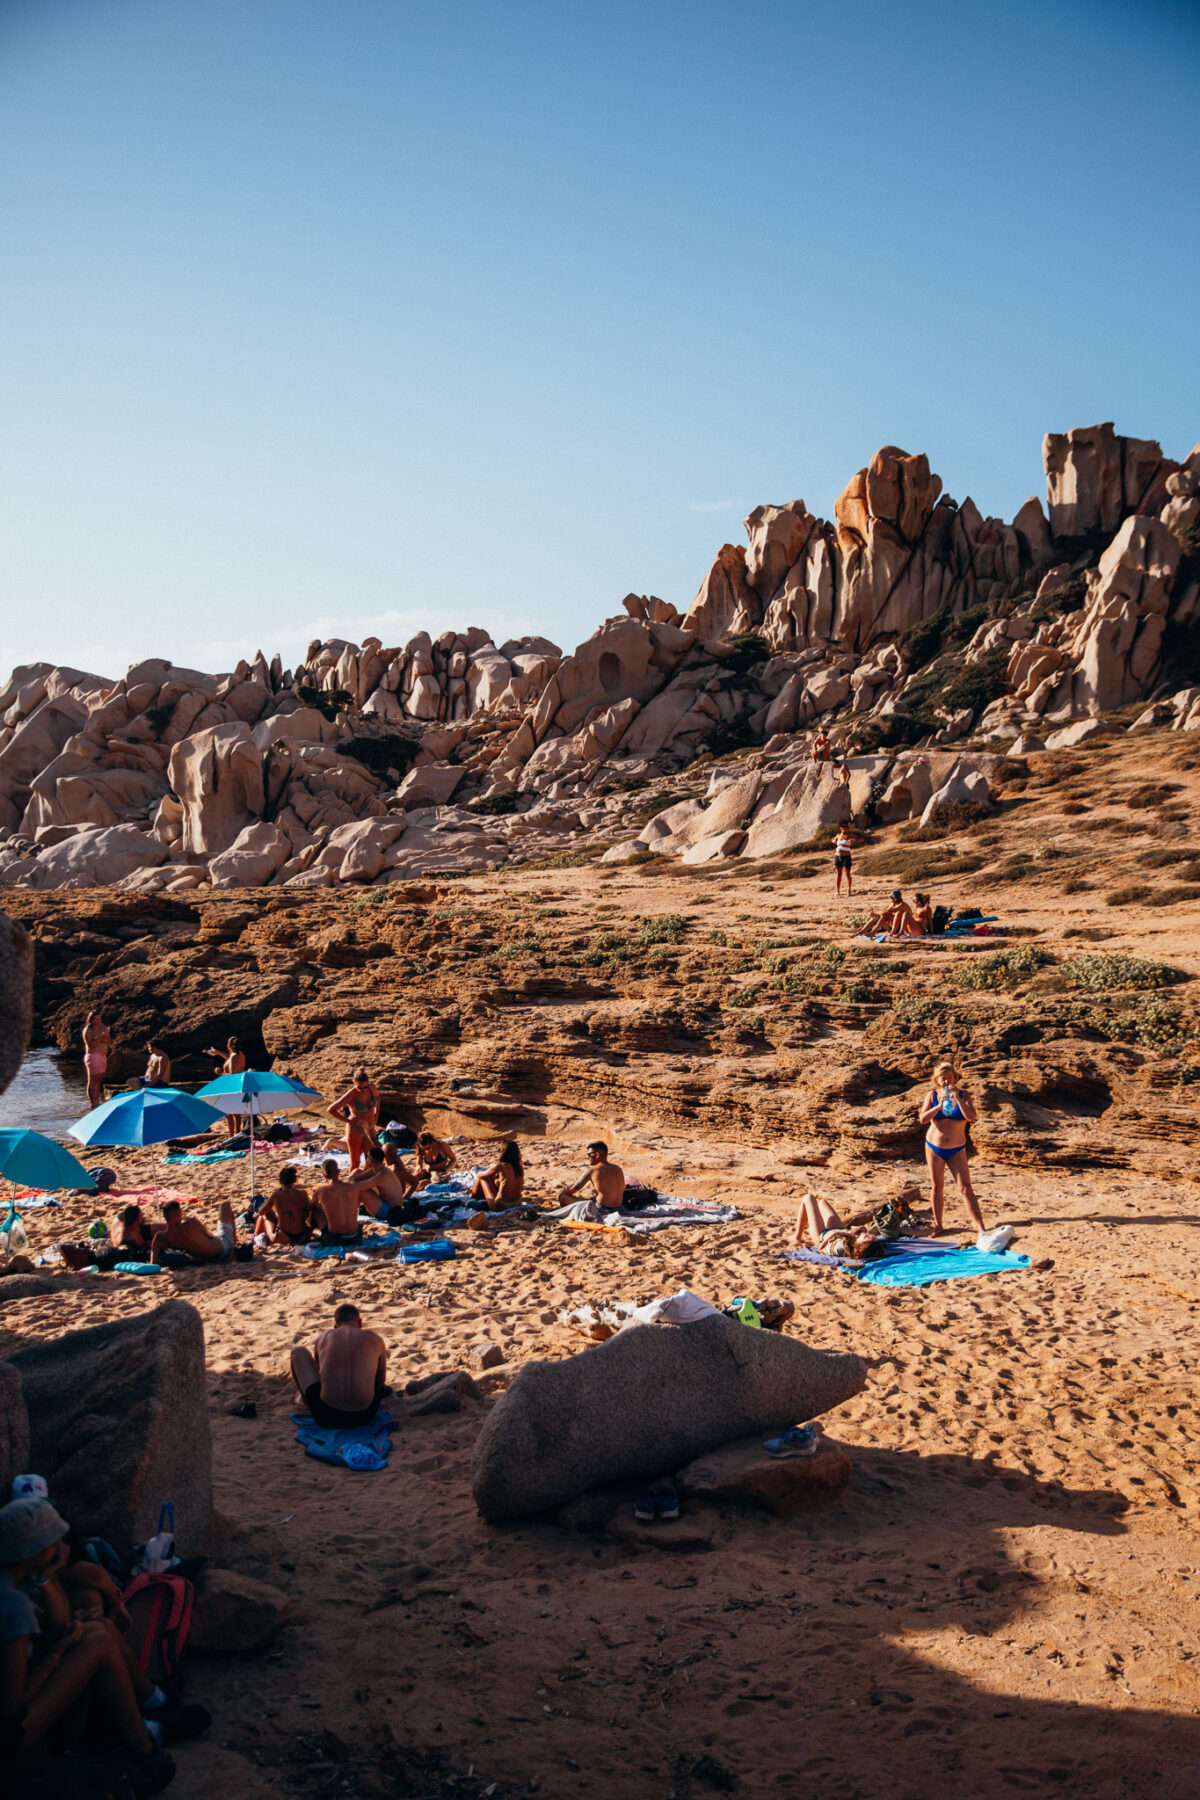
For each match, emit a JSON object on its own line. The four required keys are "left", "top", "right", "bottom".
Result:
{"left": 930, "top": 904, "right": 952, "bottom": 935}
{"left": 121, "top": 1572, "right": 195, "bottom": 1688}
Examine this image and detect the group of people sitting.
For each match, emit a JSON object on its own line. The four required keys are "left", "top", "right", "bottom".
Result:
{"left": 0, "top": 1484, "right": 209, "bottom": 1790}
{"left": 859, "top": 887, "right": 935, "bottom": 938}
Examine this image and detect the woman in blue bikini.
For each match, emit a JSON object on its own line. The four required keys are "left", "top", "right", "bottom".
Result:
{"left": 919, "top": 1060, "right": 986, "bottom": 1235}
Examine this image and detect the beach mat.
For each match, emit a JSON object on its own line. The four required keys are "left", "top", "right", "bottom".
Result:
{"left": 291, "top": 1409, "right": 398, "bottom": 1471}
{"left": 857, "top": 1247, "right": 1031, "bottom": 1286}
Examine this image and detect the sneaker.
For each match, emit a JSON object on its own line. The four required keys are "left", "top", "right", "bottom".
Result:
{"left": 656, "top": 1484, "right": 681, "bottom": 1521}
{"left": 764, "top": 1424, "right": 821, "bottom": 1459}
{"left": 633, "top": 1489, "right": 656, "bottom": 1522}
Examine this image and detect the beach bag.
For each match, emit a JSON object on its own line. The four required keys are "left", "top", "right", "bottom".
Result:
{"left": 930, "top": 904, "right": 951, "bottom": 935}
{"left": 121, "top": 1570, "right": 194, "bottom": 1687}
{"left": 398, "top": 1238, "right": 456, "bottom": 1264}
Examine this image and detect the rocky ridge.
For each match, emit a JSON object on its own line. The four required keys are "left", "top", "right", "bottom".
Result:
{"left": 1, "top": 421, "right": 1197, "bottom": 894}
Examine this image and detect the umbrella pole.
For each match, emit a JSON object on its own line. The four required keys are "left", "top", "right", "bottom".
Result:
{"left": 248, "top": 1104, "right": 255, "bottom": 1208}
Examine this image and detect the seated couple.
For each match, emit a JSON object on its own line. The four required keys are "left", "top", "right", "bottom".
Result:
{"left": 792, "top": 1189, "right": 918, "bottom": 1263}
{"left": 862, "top": 889, "right": 932, "bottom": 939}
{"left": 291, "top": 1304, "right": 387, "bottom": 1429}
{"left": 152, "top": 1200, "right": 248, "bottom": 1265}
{"left": 273, "top": 1152, "right": 426, "bottom": 1249}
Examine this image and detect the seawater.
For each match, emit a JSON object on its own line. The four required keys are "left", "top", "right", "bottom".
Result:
{"left": 0, "top": 1046, "right": 90, "bottom": 1140}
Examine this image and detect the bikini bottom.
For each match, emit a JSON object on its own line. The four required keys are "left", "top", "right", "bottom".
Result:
{"left": 925, "top": 1139, "right": 966, "bottom": 1162}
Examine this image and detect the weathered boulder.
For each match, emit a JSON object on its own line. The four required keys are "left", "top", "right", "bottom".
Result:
{"left": 741, "top": 766, "right": 850, "bottom": 859}
{"left": 9, "top": 1300, "right": 212, "bottom": 1551}
{"left": 0, "top": 914, "right": 34, "bottom": 1094}
{"left": 1043, "top": 718, "right": 1114, "bottom": 751}
{"left": 2, "top": 825, "right": 167, "bottom": 891}
{"left": 168, "top": 723, "right": 266, "bottom": 858}
{"left": 677, "top": 1432, "right": 852, "bottom": 1514}
{"left": 1043, "top": 422, "right": 1177, "bottom": 539}
{"left": 393, "top": 763, "right": 463, "bottom": 810}
{"left": 919, "top": 764, "right": 991, "bottom": 828}
{"left": 0, "top": 1361, "right": 30, "bottom": 1496}
{"left": 599, "top": 839, "right": 652, "bottom": 865}
{"left": 189, "top": 1570, "right": 290, "bottom": 1652}
{"left": 682, "top": 543, "right": 759, "bottom": 643}
{"left": 208, "top": 821, "right": 292, "bottom": 889}
{"left": 470, "top": 1314, "right": 866, "bottom": 1521}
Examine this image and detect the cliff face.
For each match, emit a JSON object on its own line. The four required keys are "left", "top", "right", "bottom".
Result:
{"left": 1, "top": 422, "right": 1196, "bottom": 894}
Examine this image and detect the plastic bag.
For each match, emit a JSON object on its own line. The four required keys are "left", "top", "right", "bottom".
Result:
{"left": 1, "top": 1206, "right": 28, "bottom": 1263}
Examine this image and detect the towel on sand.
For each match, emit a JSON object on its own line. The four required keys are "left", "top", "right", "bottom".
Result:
{"left": 163, "top": 1150, "right": 246, "bottom": 1165}
{"left": 299, "top": 1230, "right": 401, "bottom": 1260}
{"left": 103, "top": 1185, "right": 201, "bottom": 1206}
{"left": 543, "top": 1194, "right": 738, "bottom": 1234}
{"left": 857, "top": 1246, "right": 1031, "bottom": 1286}
{"left": 291, "top": 1410, "right": 398, "bottom": 1471}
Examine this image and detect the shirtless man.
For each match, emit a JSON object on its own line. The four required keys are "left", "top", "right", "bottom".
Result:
{"left": 556, "top": 1141, "right": 626, "bottom": 1209}
{"left": 255, "top": 1167, "right": 314, "bottom": 1246}
{"left": 204, "top": 1037, "right": 247, "bottom": 1135}
{"left": 290, "top": 1303, "right": 387, "bottom": 1429}
{"left": 111, "top": 1204, "right": 153, "bottom": 1256}
{"left": 415, "top": 1132, "right": 457, "bottom": 1185}
{"left": 311, "top": 1158, "right": 363, "bottom": 1246}
{"left": 82, "top": 1011, "right": 111, "bottom": 1109}
{"left": 350, "top": 1146, "right": 419, "bottom": 1225}
{"left": 143, "top": 1041, "right": 171, "bottom": 1087}
{"left": 150, "top": 1199, "right": 241, "bottom": 1264}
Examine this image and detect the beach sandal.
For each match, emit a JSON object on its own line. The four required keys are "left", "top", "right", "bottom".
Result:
{"left": 633, "top": 1489, "right": 656, "bottom": 1522}
{"left": 656, "top": 1483, "right": 680, "bottom": 1521}
{"left": 764, "top": 1424, "right": 821, "bottom": 1459}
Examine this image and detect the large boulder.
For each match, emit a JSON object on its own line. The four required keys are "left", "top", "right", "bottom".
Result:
{"left": 1043, "top": 423, "right": 1177, "bottom": 540}
{"left": 208, "top": 821, "right": 292, "bottom": 888}
{"left": 189, "top": 1570, "right": 291, "bottom": 1652}
{"left": 168, "top": 723, "right": 266, "bottom": 858}
{"left": 470, "top": 1314, "right": 866, "bottom": 1521}
{"left": 741, "top": 765, "right": 850, "bottom": 859}
{"left": 0, "top": 914, "right": 34, "bottom": 1094}
{"left": 0, "top": 1361, "right": 30, "bottom": 1496}
{"left": 4, "top": 826, "right": 167, "bottom": 891}
{"left": 9, "top": 1300, "right": 213, "bottom": 1552}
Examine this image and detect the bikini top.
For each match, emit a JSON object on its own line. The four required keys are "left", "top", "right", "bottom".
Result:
{"left": 937, "top": 1094, "right": 966, "bottom": 1121}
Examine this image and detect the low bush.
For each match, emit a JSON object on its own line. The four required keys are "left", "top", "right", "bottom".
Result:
{"left": 299, "top": 684, "right": 354, "bottom": 722}
{"left": 1061, "top": 876, "right": 1093, "bottom": 894}
{"left": 1124, "top": 783, "right": 1181, "bottom": 809}
{"left": 465, "top": 791, "right": 520, "bottom": 816}
{"left": 891, "top": 994, "right": 947, "bottom": 1027}
{"left": 1058, "top": 952, "right": 1186, "bottom": 991}
{"left": 950, "top": 945, "right": 1054, "bottom": 990}
{"left": 1144, "top": 885, "right": 1200, "bottom": 907}
{"left": 1105, "top": 884, "right": 1153, "bottom": 906}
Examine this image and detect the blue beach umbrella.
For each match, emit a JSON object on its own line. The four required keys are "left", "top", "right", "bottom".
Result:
{"left": 196, "top": 1070, "right": 323, "bottom": 1195}
{"left": 70, "top": 1086, "right": 226, "bottom": 1199}
{"left": 0, "top": 1128, "right": 95, "bottom": 1267}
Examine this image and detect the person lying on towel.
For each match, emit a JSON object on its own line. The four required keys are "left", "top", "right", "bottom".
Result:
{"left": 291, "top": 1303, "right": 388, "bottom": 1429}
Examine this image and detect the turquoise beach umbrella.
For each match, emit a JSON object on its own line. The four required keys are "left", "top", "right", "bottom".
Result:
{"left": 196, "top": 1070, "right": 323, "bottom": 1195}
{"left": 0, "top": 1128, "right": 95, "bottom": 1192}
{"left": 70, "top": 1086, "right": 226, "bottom": 1201}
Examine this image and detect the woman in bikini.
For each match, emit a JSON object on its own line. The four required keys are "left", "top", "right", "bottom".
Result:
{"left": 791, "top": 1193, "right": 888, "bottom": 1263}
{"left": 919, "top": 1060, "right": 985, "bottom": 1235}
{"left": 833, "top": 826, "right": 857, "bottom": 896}
{"left": 328, "top": 1068, "right": 381, "bottom": 1172}
{"left": 470, "top": 1141, "right": 525, "bottom": 1211}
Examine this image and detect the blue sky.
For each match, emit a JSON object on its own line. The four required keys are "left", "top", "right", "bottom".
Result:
{"left": 1, "top": 0, "right": 1197, "bottom": 679}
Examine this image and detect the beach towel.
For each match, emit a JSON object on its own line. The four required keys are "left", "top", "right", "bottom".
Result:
{"left": 9, "top": 1190, "right": 64, "bottom": 1208}
{"left": 856, "top": 1246, "right": 1031, "bottom": 1286}
{"left": 777, "top": 1246, "right": 852, "bottom": 1269}
{"left": 163, "top": 1150, "right": 246, "bottom": 1165}
{"left": 104, "top": 1185, "right": 202, "bottom": 1207}
{"left": 397, "top": 1238, "right": 456, "bottom": 1264}
{"left": 292, "top": 1148, "right": 352, "bottom": 1170}
{"left": 299, "top": 1230, "right": 401, "bottom": 1260}
{"left": 291, "top": 1409, "right": 398, "bottom": 1471}
{"left": 544, "top": 1193, "right": 738, "bottom": 1234}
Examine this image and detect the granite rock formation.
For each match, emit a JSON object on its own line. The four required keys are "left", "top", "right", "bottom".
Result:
{"left": 1, "top": 423, "right": 1196, "bottom": 890}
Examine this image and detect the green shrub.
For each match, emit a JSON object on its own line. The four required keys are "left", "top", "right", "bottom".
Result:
{"left": 639, "top": 913, "right": 690, "bottom": 945}
{"left": 1028, "top": 572, "right": 1089, "bottom": 623}
{"left": 950, "top": 945, "right": 1054, "bottom": 989}
{"left": 896, "top": 604, "right": 989, "bottom": 673}
{"left": 726, "top": 633, "right": 769, "bottom": 673}
{"left": 1059, "top": 952, "right": 1186, "bottom": 991}
{"left": 891, "top": 994, "right": 947, "bottom": 1026}
{"left": 465, "top": 792, "right": 520, "bottom": 816}
{"left": 299, "top": 684, "right": 353, "bottom": 722}
{"left": 708, "top": 928, "right": 728, "bottom": 945}
{"left": 1061, "top": 876, "right": 1093, "bottom": 894}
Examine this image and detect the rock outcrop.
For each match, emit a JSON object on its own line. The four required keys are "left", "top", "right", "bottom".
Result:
{"left": 1, "top": 420, "right": 1195, "bottom": 887}
{"left": 470, "top": 1315, "right": 867, "bottom": 1520}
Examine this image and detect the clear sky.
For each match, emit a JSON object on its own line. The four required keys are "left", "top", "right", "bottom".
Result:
{"left": 1, "top": 0, "right": 1197, "bottom": 681}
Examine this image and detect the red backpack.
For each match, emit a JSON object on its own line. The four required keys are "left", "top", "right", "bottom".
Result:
{"left": 121, "top": 1572, "right": 195, "bottom": 1688}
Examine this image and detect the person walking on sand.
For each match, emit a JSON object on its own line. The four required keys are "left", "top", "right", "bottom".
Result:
{"left": 328, "top": 1069, "right": 381, "bottom": 1171}
{"left": 290, "top": 1303, "right": 387, "bottom": 1428}
{"left": 81, "top": 1011, "right": 111, "bottom": 1109}
{"left": 833, "top": 826, "right": 858, "bottom": 896}
{"left": 919, "top": 1061, "right": 985, "bottom": 1235}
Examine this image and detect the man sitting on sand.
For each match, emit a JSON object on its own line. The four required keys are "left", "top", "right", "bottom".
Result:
{"left": 349, "top": 1145, "right": 422, "bottom": 1225}
{"left": 311, "top": 1158, "right": 364, "bottom": 1246}
{"left": 540, "top": 1142, "right": 629, "bottom": 1224}
{"left": 861, "top": 889, "right": 913, "bottom": 937}
{"left": 255, "top": 1167, "right": 314, "bottom": 1246}
{"left": 290, "top": 1303, "right": 388, "bottom": 1429}
{"left": 151, "top": 1199, "right": 242, "bottom": 1264}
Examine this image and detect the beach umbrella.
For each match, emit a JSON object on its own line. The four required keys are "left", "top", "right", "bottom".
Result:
{"left": 196, "top": 1070, "right": 323, "bottom": 1195}
{"left": 69, "top": 1086, "right": 226, "bottom": 1198}
{"left": 0, "top": 1128, "right": 95, "bottom": 1268}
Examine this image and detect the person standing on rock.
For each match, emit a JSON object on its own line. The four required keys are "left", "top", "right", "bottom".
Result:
{"left": 290, "top": 1303, "right": 387, "bottom": 1428}
{"left": 204, "top": 1036, "right": 248, "bottom": 1136}
{"left": 328, "top": 1069, "right": 381, "bottom": 1171}
{"left": 919, "top": 1061, "right": 985, "bottom": 1236}
{"left": 81, "top": 1011, "right": 110, "bottom": 1109}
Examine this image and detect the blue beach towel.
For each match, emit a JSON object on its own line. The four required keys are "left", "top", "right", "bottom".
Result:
{"left": 299, "top": 1230, "right": 402, "bottom": 1260}
{"left": 857, "top": 1246, "right": 1031, "bottom": 1286}
{"left": 397, "top": 1238, "right": 456, "bottom": 1264}
{"left": 164, "top": 1150, "right": 247, "bottom": 1165}
{"left": 291, "top": 1410, "right": 398, "bottom": 1471}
